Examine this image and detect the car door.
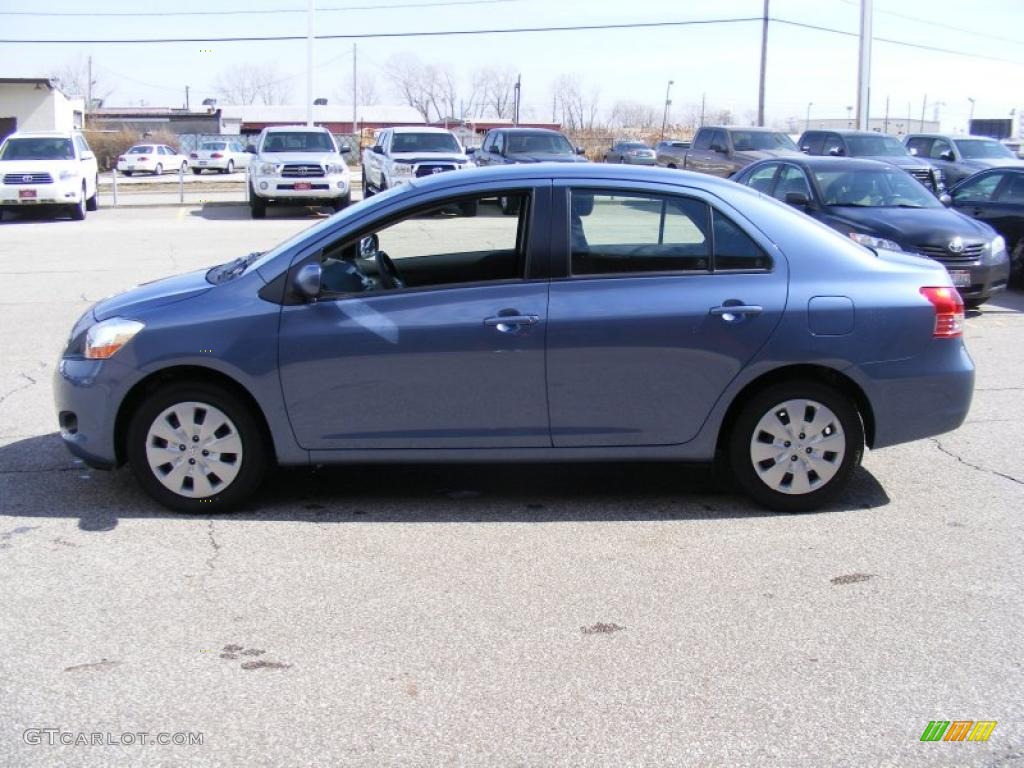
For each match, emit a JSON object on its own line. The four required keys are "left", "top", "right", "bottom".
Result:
{"left": 952, "top": 170, "right": 1008, "bottom": 231}
{"left": 926, "top": 138, "right": 960, "bottom": 184}
{"left": 277, "top": 184, "right": 553, "bottom": 451}
{"left": 545, "top": 183, "right": 787, "bottom": 447}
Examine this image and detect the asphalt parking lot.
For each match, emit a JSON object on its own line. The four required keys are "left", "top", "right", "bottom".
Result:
{"left": 1, "top": 203, "right": 1022, "bottom": 767}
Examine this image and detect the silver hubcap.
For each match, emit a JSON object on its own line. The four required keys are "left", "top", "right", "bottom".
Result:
{"left": 145, "top": 401, "right": 243, "bottom": 498}
{"left": 749, "top": 398, "right": 845, "bottom": 495}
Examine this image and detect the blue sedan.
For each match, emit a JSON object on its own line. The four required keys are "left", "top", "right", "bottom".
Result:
{"left": 54, "top": 164, "right": 974, "bottom": 513}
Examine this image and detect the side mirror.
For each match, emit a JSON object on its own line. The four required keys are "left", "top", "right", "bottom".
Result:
{"left": 940, "top": 150, "right": 955, "bottom": 162}
{"left": 465, "top": 147, "right": 476, "bottom": 155}
{"left": 800, "top": 146, "right": 811, "bottom": 154}
{"left": 340, "top": 145, "right": 351, "bottom": 154}
{"left": 784, "top": 191, "right": 810, "bottom": 208}
{"left": 245, "top": 145, "right": 257, "bottom": 154}
{"left": 372, "top": 145, "right": 384, "bottom": 155}
{"left": 939, "top": 193, "right": 953, "bottom": 207}
{"left": 908, "top": 147, "right": 918, "bottom": 156}
{"left": 293, "top": 263, "right": 322, "bottom": 301}
{"left": 359, "top": 233, "right": 379, "bottom": 259}
{"left": 576, "top": 146, "right": 586, "bottom": 155}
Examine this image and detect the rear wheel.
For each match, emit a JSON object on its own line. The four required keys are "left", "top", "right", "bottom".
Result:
{"left": 1010, "top": 239, "right": 1024, "bottom": 288}
{"left": 728, "top": 380, "right": 863, "bottom": 512}
{"left": 154, "top": 163, "right": 163, "bottom": 176}
{"left": 180, "top": 161, "right": 188, "bottom": 172}
{"left": 226, "top": 159, "right": 235, "bottom": 174}
{"left": 126, "top": 382, "right": 268, "bottom": 513}
{"left": 123, "top": 170, "right": 133, "bottom": 177}
{"left": 192, "top": 168, "right": 203, "bottom": 175}
{"left": 85, "top": 176, "right": 98, "bottom": 211}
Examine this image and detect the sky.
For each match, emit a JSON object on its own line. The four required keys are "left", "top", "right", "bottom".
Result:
{"left": 2, "top": 0, "right": 1023, "bottom": 133}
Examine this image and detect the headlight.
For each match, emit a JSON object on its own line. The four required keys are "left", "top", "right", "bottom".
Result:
{"left": 990, "top": 235, "right": 1007, "bottom": 261}
{"left": 257, "top": 163, "right": 280, "bottom": 175}
{"left": 325, "top": 163, "right": 346, "bottom": 174}
{"left": 392, "top": 163, "right": 414, "bottom": 176}
{"left": 849, "top": 232, "right": 903, "bottom": 252}
{"left": 58, "top": 170, "right": 79, "bottom": 181}
{"left": 84, "top": 318, "right": 145, "bottom": 360}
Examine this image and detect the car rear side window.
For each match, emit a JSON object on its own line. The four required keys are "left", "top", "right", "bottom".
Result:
{"left": 568, "top": 189, "right": 771, "bottom": 276}
{"left": 906, "top": 137, "right": 933, "bottom": 158}
{"left": 823, "top": 134, "right": 845, "bottom": 156}
{"left": 800, "top": 132, "right": 825, "bottom": 155}
{"left": 692, "top": 131, "right": 712, "bottom": 151}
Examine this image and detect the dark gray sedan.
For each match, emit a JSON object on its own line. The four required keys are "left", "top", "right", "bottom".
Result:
{"left": 55, "top": 164, "right": 974, "bottom": 513}
{"left": 604, "top": 141, "right": 656, "bottom": 165}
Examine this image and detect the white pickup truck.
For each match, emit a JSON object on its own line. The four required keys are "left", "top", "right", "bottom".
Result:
{"left": 0, "top": 130, "right": 99, "bottom": 221}
{"left": 246, "top": 125, "right": 352, "bottom": 219}
{"left": 361, "top": 127, "right": 472, "bottom": 197}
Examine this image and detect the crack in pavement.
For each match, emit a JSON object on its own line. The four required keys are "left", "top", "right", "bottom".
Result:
{"left": 0, "top": 466, "right": 82, "bottom": 475}
{"left": 0, "top": 373, "right": 38, "bottom": 406}
{"left": 931, "top": 438, "right": 1024, "bottom": 487}
{"left": 205, "top": 519, "right": 222, "bottom": 573}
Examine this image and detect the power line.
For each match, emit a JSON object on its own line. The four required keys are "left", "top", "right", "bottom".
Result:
{"left": 1, "top": 17, "right": 763, "bottom": 44}
{"left": 835, "top": 0, "right": 1024, "bottom": 47}
{"left": 0, "top": 0, "right": 520, "bottom": 17}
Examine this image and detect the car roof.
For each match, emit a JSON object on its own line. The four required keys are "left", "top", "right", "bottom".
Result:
{"left": 817, "top": 129, "right": 900, "bottom": 137}
{"left": 706, "top": 126, "right": 781, "bottom": 133}
{"left": 4, "top": 130, "right": 79, "bottom": 139}
{"left": 389, "top": 126, "right": 455, "bottom": 134}
{"left": 747, "top": 156, "right": 897, "bottom": 172}
{"left": 262, "top": 125, "right": 331, "bottom": 133}
{"left": 490, "top": 127, "right": 564, "bottom": 135}
{"left": 905, "top": 133, "right": 987, "bottom": 141}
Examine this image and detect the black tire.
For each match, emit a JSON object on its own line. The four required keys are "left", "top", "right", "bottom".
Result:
{"left": 361, "top": 170, "right": 374, "bottom": 198}
{"left": 964, "top": 298, "right": 986, "bottom": 310}
{"left": 69, "top": 186, "right": 86, "bottom": 221}
{"left": 192, "top": 168, "right": 203, "bottom": 175}
{"left": 123, "top": 170, "right": 133, "bottom": 177}
{"left": 250, "top": 191, "right": 266, "bottom": 219}
{"left": 1010, "top": 239, "right": 1024, "bottom": 289}
{"left": 180, "top": 161, "right": 188, "bottom": 173}
{"left": 332, "top": 192, "right": 351, "bottom": 212}
{"left": 85, "top": 177, "right": 98, "bottom": 211}
{"left": 728, "top": 380, "right": 863, "bottom": 512}
{"left": 459, "top": 200, "right": 479, "bottom": 217}
{"left": 667, "top": 163, "right": 677, "bottom": 169}
{"left": 498, "top": 196, "right": 519, "bottom": 216}
{"left": 154, "top": 164, "right": 163, "bottom": 176}
{"left": 226, "top": 160, "right": 234, "bottom": 174}
{"left": 126, "top": 382, "right": 269, "bottom": 513}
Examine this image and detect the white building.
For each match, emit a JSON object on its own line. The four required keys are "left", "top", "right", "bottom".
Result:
{"left": 0, "top": 78, "right": 85, "bottom": 141}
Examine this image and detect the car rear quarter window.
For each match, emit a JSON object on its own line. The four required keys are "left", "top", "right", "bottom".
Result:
{"left": 713, "top": 211, "right": 770, "bottom": 270}
{"left": 800, "top": 132, "right": 825, "bottom": 154}
{"left": 823, "top": 134, "right": 844, "bottom": 156}
{"left": 905, "top": 137, "right": 933, "bottom": 158}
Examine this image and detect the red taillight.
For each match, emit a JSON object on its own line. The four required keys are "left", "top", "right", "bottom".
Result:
{"left": 190, "top": 152, "right": 198, "bottom": 159}
{"left": 138, "top": 156, "right": 148, "bottom": 161}
{"left": 920, "top": 286, "right": 964, "bottom": 338}
{"left": 210, "top": 152, "right": 223, "bottom": 158}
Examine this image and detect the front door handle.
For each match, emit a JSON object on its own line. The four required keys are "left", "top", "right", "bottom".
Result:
{"left": 484, "top": 314, "right": 539, "bottom": 330}
{"left": 710, "top": 304, "right": 763, "bottom": 321}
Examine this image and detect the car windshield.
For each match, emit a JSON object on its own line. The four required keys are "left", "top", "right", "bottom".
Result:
{"left": 507, "top": 133, "right": 574, "bottom": 155}
{"left": 127, "top": 146, "right": 154, "bottom": 154}
{"left": 955, "top": 139, "right": 1015, "bottom": 160}
{"left": 845, "top": 135, "right": 908, "bottom": 157}
{"left": 731, "top": 131, "right": 798, "bottom": 151}
{"left": 201, "top": 143, "right": 227, "bottom": 151}
{"left": 0, "top": 138, "right": 74, "bottom": 160}
{"left": 390, "top": 133, "right": 461, "bottom": 153}
{"left": 815, "top": 168, "right": 941, "bottom": 208}
{"left": 262, "top": 132, "right": 335, "bottom": 152}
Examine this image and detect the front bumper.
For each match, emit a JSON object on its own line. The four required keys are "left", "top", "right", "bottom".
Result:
{"left": 250, "top": 175, "right": 350, "bottom": 200}
{"left": 0, "top": 180, "right": 83, "bottom": 206}
{"left": 53, "top": 357, "right": 133, "bottom": 469}
{"left": 930, "top": 259, "right": 1010, "bottom": 301}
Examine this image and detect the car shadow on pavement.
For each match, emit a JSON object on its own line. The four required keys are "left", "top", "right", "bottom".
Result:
{"left": 190, "top": 203, "right": 334, "bottom": 221}
{"left": 980, "top": 289, "right": 1024, "bottom": 314}
{"left": 0, "top": 433, "right": 890, "bottom": 531}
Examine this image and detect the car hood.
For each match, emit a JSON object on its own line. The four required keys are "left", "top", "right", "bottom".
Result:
{"left": 824, "top": 205, "right": 993, "bottom": 247}
{"left": 960, "top": 157, "right": 1024, "bottom": 170}
{"left": 734, "top": 149, "right": 802, "bottom": 162}
{"left": 506, "top": 153, "right": 589, "bottom": 163}
{"left": 92, "top": 268, "right": 213, "bottom": 321}
{"left": 389, "top": 152, "right": 467, "bottom": 164}
{"left": 860, "top": 154, "right": 932, "bottom": 171}
{"left": 0, "top": 159, "right": 80, "bottom": 174}
{"left": 257, "top": 152, "right": 340, "bottom": 164}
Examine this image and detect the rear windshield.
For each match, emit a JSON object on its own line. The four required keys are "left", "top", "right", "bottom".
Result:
{"left": 731, "top": 131, "right": 798, "bottom": 151}
{"left": 391, "top": 133, "right": 461, "bottom": 153}
{"left": 845, "top": 135, "right": 908, "bottom": 157}
{"left": 200, "top": 143, "right": 227, "bottom": 151}
{"left": 261, "top": 132, "right": 336, "bottom": 152}
{"left": 127, "top": 145, "right": 155, "bottom": 154}
{"left": 507, "top": 133, "right": 573, "bottom": 155}
{"left": 0, "top": 137, "right": 74, "bottom": 161}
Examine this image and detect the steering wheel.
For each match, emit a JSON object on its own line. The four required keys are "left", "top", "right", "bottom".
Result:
{"left": 375, "top": 250, "right": 405, "bottom": 290}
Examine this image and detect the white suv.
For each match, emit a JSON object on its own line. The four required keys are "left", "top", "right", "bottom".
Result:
{"left": 246, "top": 126, "right": 351, "bottom": 219}
{"left": 0, "top": 130, "right": 99, "bottom": 221}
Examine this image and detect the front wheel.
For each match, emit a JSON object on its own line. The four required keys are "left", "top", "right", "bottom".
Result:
{"left": 250, "top": 191, "right": 266, "bottom": 219}
{"left": 332, "top": 192, "right": 351, "bottom": 212}
{"left": 126, "top": 382, "right": 269, "bottom": 513}
{"left": 728, "top": 381, "right": 863, "bottom": 512}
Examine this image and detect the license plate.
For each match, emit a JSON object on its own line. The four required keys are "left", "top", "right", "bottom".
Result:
{"left": 293, "top": 182, "right": 311, "bottom": 191}
{"left": 949, "top": 270, "right": 971, "bottom": 288}
{"left": 199, "top": 161, "right": 208, "bottom": 165}
{"left": 18, "top": 189, "right": 36, "bottom": 199}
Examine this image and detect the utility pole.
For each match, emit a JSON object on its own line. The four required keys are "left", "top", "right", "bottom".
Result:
{"left": 700, "top": 93, "right": 706, "bottom": 128}
{"left": 919, "top": 94, "right": 927, "bottom": 131}
{"left": 185, "top": 85, "right": 190, "bottom": 111}
{"left": 968, "top": 97, "right": 976, "bottom": 128}
{"left": 757, "top": 0, "right": 769, "bottom": 127}
{"left": 856, "top": 0, "right": 872, "bottom": 130}
{"left": 660, "top": 80, "right": 674, "bottom": 140}
{"left": 352, "top": 44, "right": 358, "bottom": 136}
{"left": 805, "top": 101, "right": 813, "bottom": 132}
{"left": 513, "top": 74, "right": 521, "bottom": 126}
{"left": 86, "top": 55, "right": 92, "bottom": 115}
{"left": 306, "top": 0, "right": 315, "bottom": 127}
{"left": 883, "top": 95, "right": 890, "bottom": 133}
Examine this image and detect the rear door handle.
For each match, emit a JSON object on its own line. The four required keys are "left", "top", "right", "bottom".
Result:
{"left": 710, "top": 304, "right": 763, "bottom": 318}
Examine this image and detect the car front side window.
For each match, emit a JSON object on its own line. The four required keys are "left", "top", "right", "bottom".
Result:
{"left": 954, "top": 173, "right": 1003, "bottom": 203}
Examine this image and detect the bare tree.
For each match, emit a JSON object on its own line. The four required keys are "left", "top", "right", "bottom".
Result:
{"left": 609, "top": 100, "right": 659, "bottom": 132}
{"left": 50, "top": 55, "right": 113, "bottom": 106}
{"left": 552, "top": 74, "right": 600, "bottom": 132}
{"left": 335, "top": 71, "right": 379, "bottom": 106}
{"left": 483, "top": 66, "right": 518, "bottom": 119}
{"left": 213, "top": 63, "right": 289, "bottom": 106}
{"left": 384, "top": 54, "right": 434, "bottom": 120}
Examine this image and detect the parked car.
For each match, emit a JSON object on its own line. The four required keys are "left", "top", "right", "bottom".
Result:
{"left": 798, "top": 129, "right": 942, "bottom": 193}
{"left": 245, "top": 125, "right": 352, "bottom": 219}
{"left": 948, "top": 167, "right": 1024, "bottom": 286}
{"left": 55, "top": 164, "right": 974, "bottom": 514}
{"left": 732, "top": 156, "right": 1009, "bottom": 307}
{"left": 0, "top": 130, "right": 98, "bottom": 221}
{"left": 675, "top": 126, "right": 801, "bottom": 178}
{"left": 361, "top": 126, "right": 471, "bottom": 197}
{"left": 468, "top": 127, "right": 588, "bottom": 213}
{"left": 189, "top": 140, "right": 250, "bottom": 175}
{"left": 117, "top": 144, "right": 189, "bottom": 176}
{"left": 654, "top": 139, "right": 691, "bottom": 168}
{"left": 903, "top": 133, "right": 1024, "bottom": 188}
{"left": 604, "top": 140, "right": 656, "bottom": 165}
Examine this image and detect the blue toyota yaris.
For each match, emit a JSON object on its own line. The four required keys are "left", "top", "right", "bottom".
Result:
{"left": 55, "top": 164, "right": 974, "bottom": 513}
